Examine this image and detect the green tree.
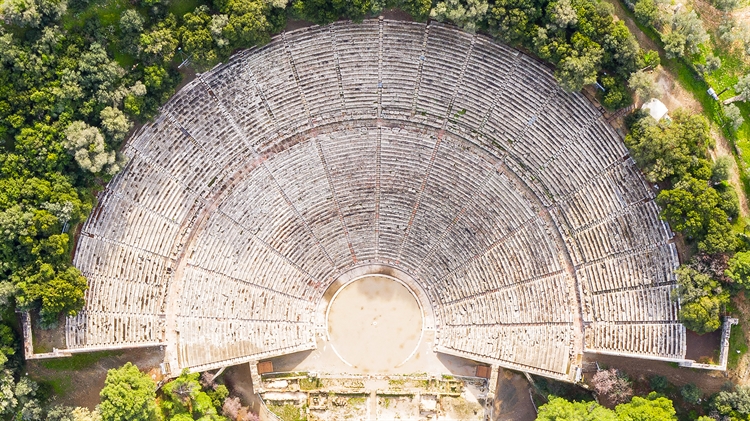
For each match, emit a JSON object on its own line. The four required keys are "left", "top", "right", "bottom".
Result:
{"left": 633, "top": 0, "right": 658, "bottom": 26}
{"left": 714, "top": 385, "right": 750, "bottom": 419}
{"left": 0, "top": 0, "right": 67, "bottom": 28}
{"left": 99, "top": 107, "right": 132, "bottom": 143}
{"left": 161, "top": 369, "right": 227, "bottom": 420}
{"left": 735, "top": 74, "right": 750, "bottom": 102}
{"left": 220, "top": 0, "right": 273, "bottom": 47}
{"left": 179, "top": 6, "right": 227, "bottom": 68}
{"left": 139, "top": 15, "right": 179, "bottom": 64}
{"left": 673, "top": 265, "right": 729, "bottom": 334}
{"left": 628, "top": 70, "right": 661, "bottom": 102}
{"left": 430, "top": 0, "right": 490, "bottom": 32}
{"left": 290, "top": 0, "right": 372, "bottom": 24}
{"left": 711, "top": 156, "right": 732, "bottom": 184}
{"left": 395, "top": 0, "right": 432, "bottom": 21}
{"left": 665, "top": 9, "right": 708, "bottom": 58}
{"left": 63, "top": 121, "right": 120, "bottom": 175}
{"left": 536, "top": 397, "right": 617, "bottom": 421}
{"left": 657, "top": 177, "right": 735, "bottom": 254}
{"left": 625, "top": 110, "right": 711, "bottom": 183}
{"left": 723, "top": 104, "right": 745, "bottom": 131}
{"left": 554, "top": 33, "right": 603, "bottom": 92}
{"left": 487, "top": 0, "right": 543, "bottom": 43}
{"left": 680, "top": 383, "right": 702, "bottom": 405}
{"left": 99, "top": 363, "right": 158, "bottom": 421}
{"left": 725, "top": 251, "right": 750, "bottom": 289}
{"left": 615, "top": 392, "right": 676, "bottom": 420}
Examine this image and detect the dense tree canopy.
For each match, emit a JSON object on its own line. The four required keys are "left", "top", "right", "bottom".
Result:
{"left": 535, "top": 393, "right": 677, "bottom": 421}
{"left": 160, "top": 370, "right": 229, "bottom": 420}
{"left": 625, "top": 110, "right": 711, "bottom": 183}
{"left": 657, "top": 176, "right": 735, "bottom": 254}
{"left": 536, "top": 397, "right": 618, "bottom": 420}
{"left": 99, "top": 363, "right": 159, "bottom": 421}
{"left": 714, "top": 385, "right": 750, "bottom": 420}
{"left": 673, "top": 265, "right": 729, "bottom": 333}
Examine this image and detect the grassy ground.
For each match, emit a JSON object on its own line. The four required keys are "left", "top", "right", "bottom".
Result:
{"left": 62, "top": 0, "right": 132, "bottom": 30}
{"left": 728, "top": 323, "right": 748, "bottom": 370}
{"left": 38, "top": 350, "right": 120, "bottom": 371}
{"left": 168, "top": 0, "right": 210, "bottom": 17}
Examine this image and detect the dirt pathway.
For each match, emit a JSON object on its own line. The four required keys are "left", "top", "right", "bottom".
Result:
{"left": 604, "top": 0, "right": 750, "bottom": 219}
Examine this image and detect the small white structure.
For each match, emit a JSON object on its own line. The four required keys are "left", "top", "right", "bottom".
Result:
{"left": 642, "top": 98, "right": 670, "bottom": 121}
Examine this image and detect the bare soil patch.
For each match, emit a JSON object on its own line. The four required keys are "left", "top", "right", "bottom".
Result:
{"left": 584, "top": 353, "right": 729, "bottom": 394}
{"left": 494, "top": 368, "right": 536, "bottom": 421}
{"left": 685, "top": 329, "right": 722, "bottom": 362}
{"left": 27, "top": 346, "right": 165, "bottom": 409}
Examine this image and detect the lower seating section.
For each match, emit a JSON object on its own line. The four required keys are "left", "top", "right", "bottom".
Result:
{"left": 587, "top": 285, "right": 678, "bottom": 323}
{"left": 432, "top": 218, "right": 563, "bottom": 301}
{"left": 187, "top": 213, "right": 323, "bottom": 301}
{"left": 585, "top": 323, "right": 686, "bottom": 359}
{"left": 68, "top": 20, "right": 684, "bottom": 375}
{"left": 440, "top": 273, "right": 571, "bottom": 325}
{"left": 568, "top": 201, "right": 671, "bottom": 265}
{"left": 179, "top": 266, "right": 313, "bottom": 323}
{"left": 577, "top": 244, "right": 678, "bottom": 294}
{"left": 555, "top": 159, "right": 652, "bottom": 231}
{"left": 418, "top": 170, "right": 536, "bottom": 281}
{"left": 176, "top": 318, "right": 313, "bottom": 369}
{"left": 67, "top": 312, "right": 165, "bottom": 348}
{"left": 439, "top": 325, "right": 571, "bottom": 376}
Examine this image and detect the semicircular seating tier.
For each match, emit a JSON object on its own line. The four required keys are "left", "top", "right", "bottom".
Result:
{"left": 66, "top": 19, "right": 683, "bottom": 381}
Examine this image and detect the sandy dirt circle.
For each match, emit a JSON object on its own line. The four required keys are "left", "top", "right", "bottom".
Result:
{"left": 327, "top": 275, "right": 423, "bottom": 372}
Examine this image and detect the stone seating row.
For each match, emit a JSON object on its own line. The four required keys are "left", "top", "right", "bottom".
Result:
{"left": 440, "top": 324, "right": 571, "bottom": 375}
{"left": 555, "top": 159, "right": 653, "bottom": 231}
{"left": 81, "top": 190, "right": 179, "bottom": 257}
{"left": 187, "top": 214, "right": 323, "bottom": 301}
{"left": 584, "top": 322, "right": 686, "bottom": 359}
{"left": 440, "top": 272, "right": 571, "bottom": 325}
{"left": 66, "top": 311, "right": 165, "bottom": 348}
{"left": 569, "top": 201, "right": 672, "bottom": 265}
{"left": 175, "top": 318, "right": 313, "bottom": 368}
{"left": 586, "top": 285, "right": 679, "bottom": 323}
{"left": 577, "top": 243, "right": 677, "bottom": 294}
{"left": 106, "top": 154, "right": 199, "bottom": 224}
{"left": 178, "top": 265, "right": 313, "bottom": 322}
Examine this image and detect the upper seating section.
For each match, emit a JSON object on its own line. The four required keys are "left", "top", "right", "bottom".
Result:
{"left": 69, "top": 20, "right": 683, "bottom": 377}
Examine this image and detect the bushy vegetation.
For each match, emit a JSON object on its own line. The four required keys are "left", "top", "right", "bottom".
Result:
{"left": 536, "top": 392, "right": 677, "bottom": 420}
{"left": 624, "top": 106, "right": 748, "bottom": 335}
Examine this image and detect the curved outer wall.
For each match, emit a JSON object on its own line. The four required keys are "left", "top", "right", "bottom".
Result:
{"left": 66, "top": 19, "right": 683, "bottom": 381}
